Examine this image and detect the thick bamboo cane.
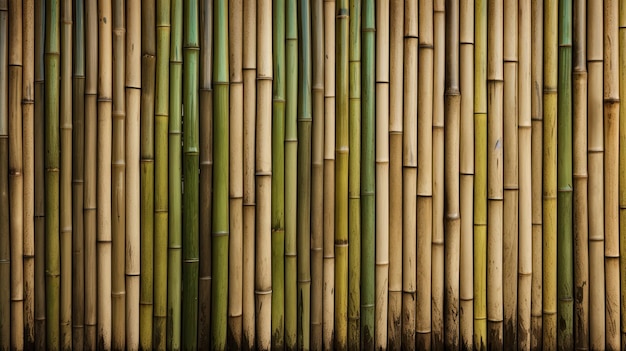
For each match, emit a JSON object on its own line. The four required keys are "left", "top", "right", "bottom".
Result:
{"left": 459, "top": 0, "right": 474, "bottom": 348}
{"left": 587, "top": 0, "right": 605, "bottom": 348}
{"left": 444, "top": 0, "right": 461, "bottom": 348}
{"left": 125, "top": 0, "right": 141, "bottom": 348}
{"left": 0, "top": 0, "right": 9, "bottom": 345}
{"left": 473, "top": 0, "right": 487, "bottom": 348}
{"left": 310, "top": 0, "right": 324, "bottom": 348}
{"left": 604, "top": 0, "right": 621, "bottom": 348}
{"left": 387, "top": 0, "right": 403, "bottom": 348}
{"left": 8, "top": 0, "right": 24, "bottom": 348}
{"left": 620, "top": 0, "right": 626, "bottom": 348}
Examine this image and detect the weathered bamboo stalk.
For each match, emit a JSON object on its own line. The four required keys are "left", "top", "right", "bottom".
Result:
{"left": 0, "top": 0, "right": 9, "bottom": 345}
{"left": 620, "top": 0, "right": 626, "bottom": 348}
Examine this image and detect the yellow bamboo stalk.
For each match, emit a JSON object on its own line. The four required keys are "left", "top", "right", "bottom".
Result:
{"left": 0, "top": 0, "right": 9, "bottom": 348}
{"left": 620, "top": 0, "right": 626, "bottom": 347}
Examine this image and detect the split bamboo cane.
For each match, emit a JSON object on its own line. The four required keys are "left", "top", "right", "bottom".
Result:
{"left": 473, "top": 0, "right": 487, "bottom": 348}
{"left": 8, "top": 0, "right": 24, "bottom": 348}
{"left": 387, "top": 0, "right": 403, "bottom": 348}
{"left": 587, "top": 0, "right": 605, "bottom": 348}
{"left": 620, "top": 0, "right": 626, "bottom": 348}
{"left": 604, "top": 0, "right": 621, "bottom": 348}
{"left": 125, "top": 0, "right": 141, "bottom": 348}
{"left": 459, "top": 0, "right": 474, "bottom": 348}
{"left": 0, "top": 0, "right": 9, "bottom": 345}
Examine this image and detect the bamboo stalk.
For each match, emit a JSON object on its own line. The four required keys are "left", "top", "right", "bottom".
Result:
{"left": 387, "top": 0, "right": 403, "bottom": 348}
{"left": 125, "top": 0, "right": 141, "bottom": 348}
{"left": 473, "top": 0, "right": 487, "bottom": 348}
{"left": 139, "top": 0, "right": 155, "bottom": 348}
{"left": 8, "top": 0, "right": 24, "bottom": 348}
{"left": 0, "top": 0, "right": 9, "bottom": 343}
{"left": 587, "top": 0, "right": 605, "bottom": 348}
{"left": 620, "top": 0, "right": 626, "bottom": 348}
{"left": 459, "top": 0, "right": 474, "bottom": 348}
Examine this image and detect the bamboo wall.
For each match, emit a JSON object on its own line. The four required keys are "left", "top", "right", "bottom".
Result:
{"left": 1, "top": 0, "right": 626, "bottom": 350}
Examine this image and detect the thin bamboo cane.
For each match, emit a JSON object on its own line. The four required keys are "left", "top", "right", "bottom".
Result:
{"left": 502, "top": 0, "right": 518, "bottom": 347}
{"left": 0, "top": 0, "right": 9, "bottom": 344}
{"left": 620, "top": 0, "right": 626, "bottom": 348}
{"left": 310, "top": 0, "right": 325, "bottom": 348}
{"left": 111, "top": 0, "right": 126, "bottom": 347}
{"left": 22, "top": 0, "right": 35, "bottom": 347}
{"left": 459, "top": 0, "right": 474, "bottom": 348}
{"left": 362, "top": 0, "right": 375, "bottom": 347}
{"left": 83, "top": 0, "right": 98, "bottom": 347}
{"left": 387, "top": 0, "right": 403, "bottom": 348}
{"left": 256, "top": 0, "right": 273, "bottom": 347}
{"left": 530, "top": 0, "right": 543, "bottom": 347}
{"left": 348, "top": 0, "right": 361, "bottom": 346}
{"left": 517, "top": 0, "right": 532, "bottom": 348}
{"left": 587, "top": 0, "right": 605, "bottom": 348}
{"left": 271, "top": 0, "right": 286, "bottom": 345}
{"left": 604, "top": 0, "right": 621, "bottom": 348}
{"left": 125, "top": 0, "right": 141, "bottom": 348}
{"left": 297, "top": 2, "right": 313, "bottom": 348}
{"left": 323, "top": 0, "right": 336, "bottom": 347}
{"left": 241, "top": 0, "right": 256, "bottom": 347}
{"left": 8, "top": 0, "right": 24, "bottom": 348}
{"left": 444, "top": 0, "right": 461, "bottom": 348}
{"left": 473, "top": 0, "right": 487, "bottom": 348}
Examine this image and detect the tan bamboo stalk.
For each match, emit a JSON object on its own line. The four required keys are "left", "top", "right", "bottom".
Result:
{"left": 8, "top": 0, "right": 24, "bottom": 348}
{"left": 572, "top": 0, "right": 588, "bottom": 348}
{"left": 604, "top": 0, "right": 621, "bottom": 348}
{"left": 84, "top": 0, "right": 98, "bottom": 347}
{"left": 256, "top": 0, "right": 273, "bottom": 347}
{"left": 432, "top": 0, "right": 445, "bottom": 347}
{"left": 125, "top": 0, "right": 141, "bottom": 348}
{"left": 0, "top": 0, "right": 9, "bottom": 345}
{"left": 241, "top": 0, "right": 256, "bottom": 347}
{"left": 517, "top": 0, "right": 532, "bottom": 348}
{"left": 444, "top": 0, "right": 461, "bottom": 347}
{"left": 388, "top": 0, "right": 403, "bottom": 348}
{"left": 620, "top": 0, "right": 626, "bottom": 347}
{"left": 228, "top": 0, "right": 244, "bottom": 347}
{"left": 414, "top": 0, "right": 434, "bottom": 350}
{"left": 487, "top": 0, "right": 504, "bottom": 348}
{"left": 111, "top": 0, "right": 126, "bottom": 346}
{"left": 374, "top": 0, "right": 389, "bottom": 348}
{"left": 587, "top": 0, "right": 605, "bottom": 348}
{"left": 311, "top": 0, "right": 324, "bottom": 348}
{"left": 22, "top": 0, "right": 35, "bottom": 347}
{"left": 530, "top": 0, "right": 543, "bottom": 347}
{"left": 323, "top": 0, "right": 336, "bottom": 347}
{"left": 459, "top": 0, "right": 474, "bottom": 348}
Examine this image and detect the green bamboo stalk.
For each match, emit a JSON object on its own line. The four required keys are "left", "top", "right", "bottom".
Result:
{"left": 212, "top": 0, "right": 229, "bottom": 347}
{"left": 557, "top": 0, "right": 573, "bottom": 348}
{"left": 139, "top": 0, "right": 156, "bottom": 348}
{"left": 45, "top": 0, "right": 61, "bottom": 347}
{"left": 167, "top": 0, "right": 182, "bottom": 347}
{"left": 347, "top": 0, "right": 361, "bottom": 346}
{"left": 0, "top": 0, "right": 9, "bottom": 348}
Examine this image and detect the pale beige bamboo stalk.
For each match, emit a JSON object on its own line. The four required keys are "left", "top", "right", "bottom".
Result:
{"left": 8, "top": 0, "right": 24, "bottom": 348}
{"left": 518, "top": 0, "right": 532, "bottom": 348}
{"left": 125, "top": 0, "right": 141, "bottom": 347}
{"left": 388, "top": 0, "right": 403, "bottom": 347}
{"left": 587, "top": 0, "right": 605, "bottom": 347}
{"left": 323, "top": 0, "right": 336, "bottom": 348}
{"left": 459, "top": 0, "right": 474, "bottom": 348}
{"left": 487, "top": 0, "right": 504, "bottom": 348}
{"left": 416, "top": 1, "right": 432, "bottom": 349}
{"left": 432, "top": 0, "right": 445, "bottom": 347}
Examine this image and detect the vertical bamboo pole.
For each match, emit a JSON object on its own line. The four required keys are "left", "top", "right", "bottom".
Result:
{"left": 459, "top": 0, "right": 474, "bottom": 348}
{"left": 387, "top": 0, "right": 403, "bottom": 348}
{"left": 125, "top": 0, "right": 141, "bottom": 348}
{"left": 620, "top": 0, "right": 626, "bottom": 347}
{"left": 8, "top": 0, "right": 24, "bottom": 348}
{"left": 587, "top": 0, "right": 605, "bottom": 348}
{"left": 0, "top": 0, "right": 9, "bottom": 345}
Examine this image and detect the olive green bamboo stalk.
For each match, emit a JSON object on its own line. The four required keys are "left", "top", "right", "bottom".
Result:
{"left": 620, "top": 0, "right": 626, "bottom": 347}
{"left": 572, "top": 0, "right": 588, "bottom": 348}
{"left": 212, "top": 0, "right": 229, "bottom": 347}
{"left": 271, "top": 0, "right": 286, "bottom": 342}
{"left": 556, "top": 0, "right": 573, "bottom": 348}
{"left": 348, "top": 0, "right": 361, "bottom": 346}
{"left": 361, "top": 0, "right": 374, "bottom": 347}
{"left": 139, "top": 0, "right": 155, "bottom": 348}
{"left": 0, "top": 0, "right": 8, "bottom": 344}
{"left": 45, "top": 0, "right": 61, "bottom": 347}
{"left": 8, "top": 0, "right": 24, "bottom": 348}
{"left": 473, "top": 0, "right": 487, "bottom": 348}
{"left": 166, "top": 0, "right": 182, "bottom": 347}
